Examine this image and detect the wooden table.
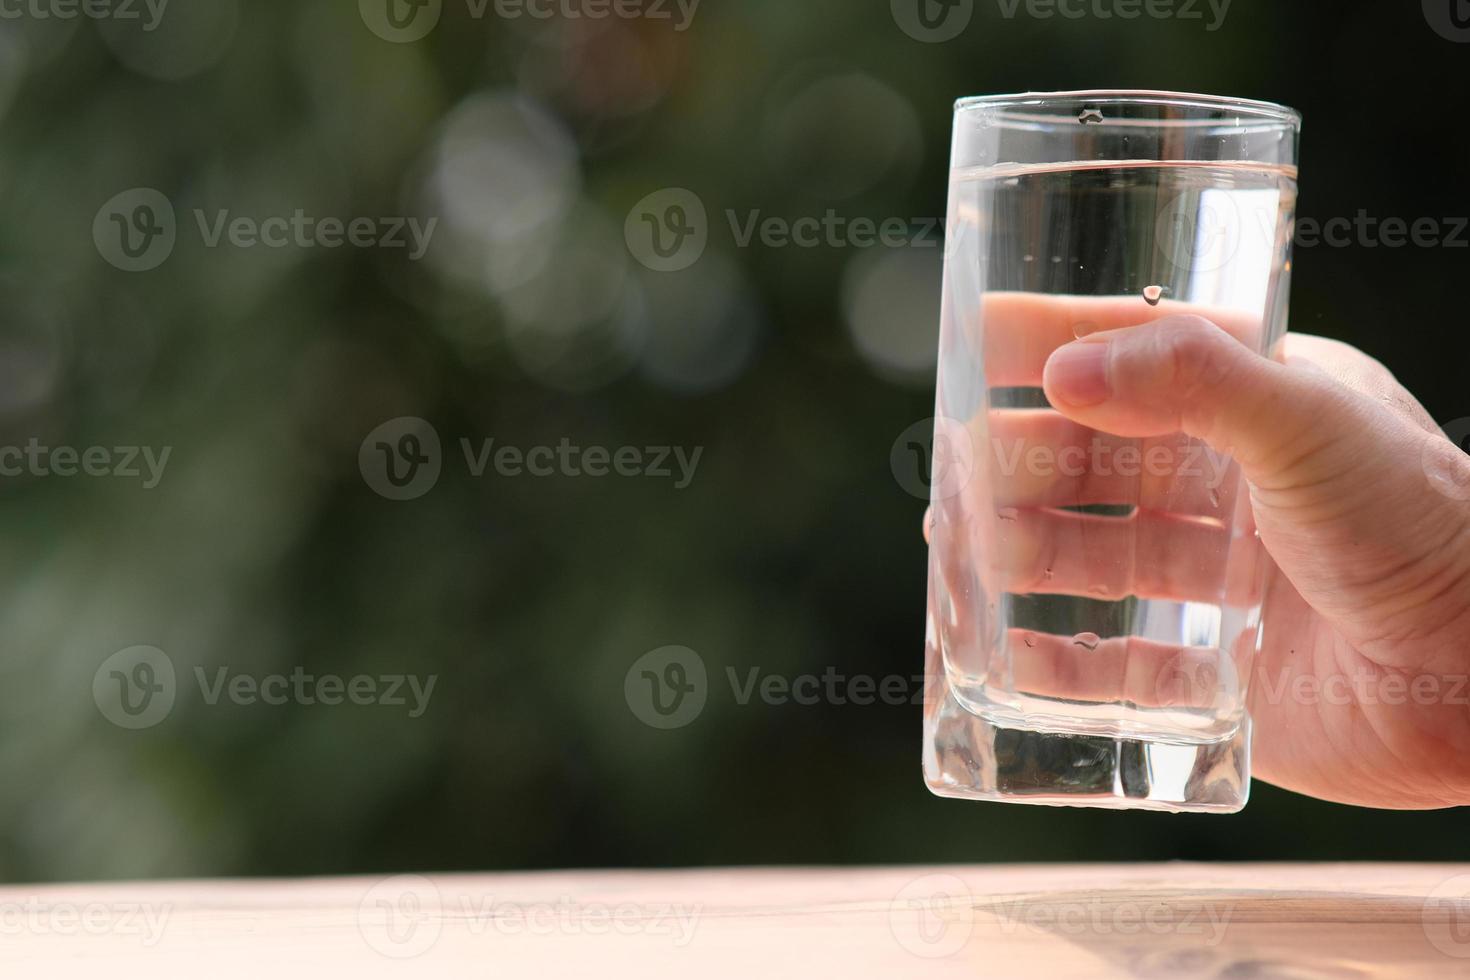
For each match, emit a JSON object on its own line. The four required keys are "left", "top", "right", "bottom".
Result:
{"left": 2, "top": 864, "right": 1467, "bottom": 977}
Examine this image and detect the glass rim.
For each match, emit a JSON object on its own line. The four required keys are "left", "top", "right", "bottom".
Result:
{"left": 954, "top": 89, "right": 1301, "bottom": 129}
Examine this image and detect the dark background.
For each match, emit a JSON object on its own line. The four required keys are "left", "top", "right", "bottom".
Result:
{"left": 2, "top": 0, "right": 1467, "bottom": 882}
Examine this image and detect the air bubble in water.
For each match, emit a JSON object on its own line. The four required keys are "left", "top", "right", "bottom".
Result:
{"left": 1073, "top": 632, "right": 1102, "bottom": 651}
{"left": 1143, "top": 285, "right": 1166, "bottom": 306}
{"left": 1043, "top": 567, "right": 1054, "bottom": 580}
{"left": 1022, "top": 632, "right": 1038, "bottom": 649}
{"left": 1208, "top": 488, "right": 1221, "bottom": 508}
{"left": 1078, "top": 107, "right": 1104, "bottom": 124}
{"left": 998, "top": 507, "right": 1019, "bottom": 521}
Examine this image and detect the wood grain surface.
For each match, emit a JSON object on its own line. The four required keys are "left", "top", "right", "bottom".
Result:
{"left": 2, "top": 863, "right": 1467, "bottom": 977}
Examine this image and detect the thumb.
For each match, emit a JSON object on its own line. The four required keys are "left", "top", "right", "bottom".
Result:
{"left": 1041, "top": 314, "right": 1470, "bottom": 658}
{"left": 1042, "top": 314, "right": 1346, "bottom": 477}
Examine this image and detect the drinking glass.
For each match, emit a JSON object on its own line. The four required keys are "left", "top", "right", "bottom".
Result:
{"left": 922, "top": 90, "right": 1301, "bottom": 813}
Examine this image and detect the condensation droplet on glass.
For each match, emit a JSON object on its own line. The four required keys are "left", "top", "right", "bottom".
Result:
{"left": 1143, "top": 285, "right": 1166, "bottom": 306}
{"left": 1073, "top": 632, "right": 1102, "bottom": 651}
{"left": 1050, "top": 256, "right": 1062, "bottom": 264}
{"left": 1023, "top": 254, "right": 1035, "bottom": 263}
{"left": 1022, "top": 632, "right": 1038, "bottom": 649}
{"left": 1078, "top": 107, "right": 1104, "bottom": 125}
{"left": 998, "top": 507, "right": 1019, "bottom": 522}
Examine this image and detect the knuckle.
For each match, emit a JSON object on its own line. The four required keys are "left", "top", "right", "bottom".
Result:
{"left": 1160, "top": 316, "right": 1233, "bottom": 393}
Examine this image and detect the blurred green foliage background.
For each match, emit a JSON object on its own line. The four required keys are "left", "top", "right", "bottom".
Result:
{"left": 0, "top": 0, "right": 1467, "bottom": 881}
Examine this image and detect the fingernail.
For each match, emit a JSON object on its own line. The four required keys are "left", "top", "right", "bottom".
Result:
{"left": 1046, "top": 342, "right": 1112, "bottom": 408}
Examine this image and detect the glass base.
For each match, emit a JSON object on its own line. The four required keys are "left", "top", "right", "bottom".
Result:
{"left": 924, "top": 688, "right": 1250, "bottom": 813}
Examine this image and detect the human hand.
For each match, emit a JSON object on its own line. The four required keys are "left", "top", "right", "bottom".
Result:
{"left": 1040, "top": 311, "right": 1470, "bottom": 809}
